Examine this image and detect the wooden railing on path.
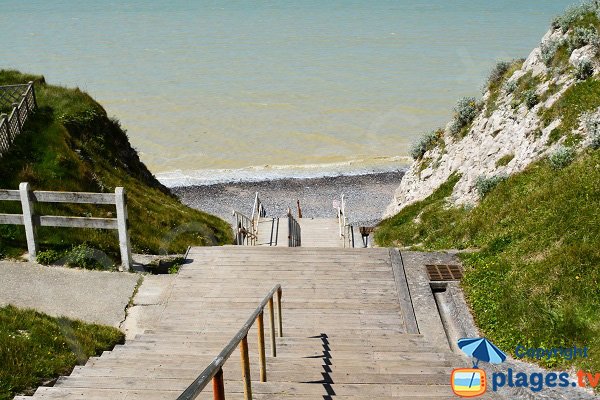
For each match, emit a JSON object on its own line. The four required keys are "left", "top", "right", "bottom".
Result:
{"left": 0, "top": 182, "right": 132, "bottom": 270}
{"left": 287, "top": 208, "right": 301, "bottom": 247}
{"left": 232, "top": 192, "right": 266, "bottom": 246}
{"left": 178, "top": 285, "right": 283, "bottom": 400}
{"left": 0, "top": 82, "right": 37, "bottom": 158}
{"left": 233, "top": 210, "right": 256, "bottom": 246}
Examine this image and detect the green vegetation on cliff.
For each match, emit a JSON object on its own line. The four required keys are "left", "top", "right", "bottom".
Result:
{"left": 0, "top": 71, "right": 233, "bottom": 262}
{"left": 0, "top": 305, "right": 124, "bottom": 400}
{"left": 377, "top": 144, "right": 600, "bottom": 373}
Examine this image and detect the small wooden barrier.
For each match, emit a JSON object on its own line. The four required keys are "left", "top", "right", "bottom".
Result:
{"left": 0, "top": 183, "right": 132, "bottom": 270}
{"left": 0, "top": 82, "right": 37, "bottom": 158}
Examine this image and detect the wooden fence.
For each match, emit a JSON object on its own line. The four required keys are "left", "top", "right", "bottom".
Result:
{"left": 0, "top": 183, "right": 132, "bottom": 270}
{"left": 0, "top": 82, "right": 37, "bottom": 158}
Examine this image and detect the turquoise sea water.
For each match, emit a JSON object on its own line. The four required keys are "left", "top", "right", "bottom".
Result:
{"left": 1, "top": 1, "right": 574, "bottom": 185}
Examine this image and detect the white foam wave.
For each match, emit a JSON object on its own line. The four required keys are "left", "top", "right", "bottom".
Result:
{"left": 156, "top": 157, "right": 411, "bottom": 187}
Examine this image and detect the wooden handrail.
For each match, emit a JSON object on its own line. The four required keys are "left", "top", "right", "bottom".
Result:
{"left": 232, "top": 210, "right": 256, "bottom": 245}
{"left": 250, "top": 192, "right": 266, "bottom": 222}
{"left": 178, "top": 284, "right": 283, "bottom": 400}
{"left": 287, "top": 208, "right": 301, "bottom": 247}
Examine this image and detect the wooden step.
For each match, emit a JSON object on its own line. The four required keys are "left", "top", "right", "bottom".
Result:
{"left": 20, "top": 246, "right": 460, "bottom": 399}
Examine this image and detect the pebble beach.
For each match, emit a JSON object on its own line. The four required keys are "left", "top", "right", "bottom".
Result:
{"left": 172, "top": 171, "right": 405, "bottom": 228}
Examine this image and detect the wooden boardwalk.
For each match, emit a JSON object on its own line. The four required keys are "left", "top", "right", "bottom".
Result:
{"left": 16, "top": 246, "right": 474, "bottom": 399}
{"left": 256, "top": 218, "right": 344, "bottom": 248}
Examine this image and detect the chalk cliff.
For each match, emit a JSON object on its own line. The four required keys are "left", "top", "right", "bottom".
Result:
{"left": 386, "top": 14, "right": 600, "bottom": 216}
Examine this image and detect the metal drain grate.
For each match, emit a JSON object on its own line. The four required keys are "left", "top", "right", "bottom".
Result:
{"left": 425, "top": 264, "right": 463, "bottom": 281}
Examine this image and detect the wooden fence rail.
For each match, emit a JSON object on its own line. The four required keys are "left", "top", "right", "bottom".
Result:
{"left": 0, "top": 183, "right": 132, "bottom": 270}
{"left": 0, "top": 82, "right": 37, "bottom": 158}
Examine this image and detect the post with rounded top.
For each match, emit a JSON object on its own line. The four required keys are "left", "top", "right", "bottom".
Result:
{"left": 257, "top": 311, "right": 267, "bottom": 382}
{"left": 276, "top": 287, "right": 283, "bottom": 337}
{"left": 19, "top": 182, "right": 38, "bottom": 260}
{"left": 239, "top": 335, "right": 252, "bottom": 400}
{"left": 268, "top": 297, "right": 276, "bottom": 357}
{"left": 115, "top": 187, "right": 132, "bottom": 271}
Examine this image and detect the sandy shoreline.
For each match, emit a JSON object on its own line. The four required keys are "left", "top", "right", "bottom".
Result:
{"left": 172, "top": 171, "right": 404, "bottom": 228}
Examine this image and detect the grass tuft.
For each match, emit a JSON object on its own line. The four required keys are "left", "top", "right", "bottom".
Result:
{"left": 542, "top": 79, "right": 600, "bottom": 143}
{"left": 495, "top": 154, "right": 515, "bottom": 167}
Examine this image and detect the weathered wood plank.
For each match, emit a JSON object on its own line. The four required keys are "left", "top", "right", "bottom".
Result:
{"left": 38, "top": 215, "right": 118, "bottom": 229}
{"left": 32, "top": 191, "right": 116, "bottom": 205}
{"left": 0, "top": 189, "right": 20, "bottom": 201}
{"left": 0, "top": 213, "right": 23, "bottom": 225}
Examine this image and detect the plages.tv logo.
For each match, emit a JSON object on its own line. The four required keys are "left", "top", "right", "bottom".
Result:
{"left": 451, "top": 337, "right": 507, "bottom": 398}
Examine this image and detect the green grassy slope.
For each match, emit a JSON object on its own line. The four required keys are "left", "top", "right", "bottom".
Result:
{"left": 376, "top": 149, "right": 600, "bottom": 372}
{"left": 0, "top": 70, "right": 233, "bottom": 261}
{"left": 0, "top": 305, "right": 124, "bottom": 400}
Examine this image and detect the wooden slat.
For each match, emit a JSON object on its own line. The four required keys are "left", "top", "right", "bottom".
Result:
{"left": 32, "top": 191, "right": 116, "bottom": 205}
{"left": 38, "top": 215, "right": 118, "bottom": 229}
{"left": 0, "top": 189, "right": 20, "bottom": 201}
{"left": 0, "top": 213, "right": 24, "bottom": 225}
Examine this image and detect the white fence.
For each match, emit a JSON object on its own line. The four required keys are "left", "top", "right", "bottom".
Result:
{"left": 0, "top": 183, "right": 132, "bottom": 270}
{"left": 0, "top": 82, "right": 37, "bottom": 157}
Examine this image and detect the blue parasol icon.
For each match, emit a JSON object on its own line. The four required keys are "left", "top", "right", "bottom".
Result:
{"left": 457, "top": 338, "right": 507, "bottom": 390}
{"left": 458, "top": 337, "right": 507, "bottom": 367}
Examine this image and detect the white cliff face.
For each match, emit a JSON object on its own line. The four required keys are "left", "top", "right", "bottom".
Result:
{"left": 385, "top": 27, "right": 599, "bottom": 217}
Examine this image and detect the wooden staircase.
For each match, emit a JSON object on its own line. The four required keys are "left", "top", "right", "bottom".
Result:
{"left": 16, "top": 246, "right": 476, "bottom": 399}
{"left": 256, "top": 218, "right": 343, "bottom": 248}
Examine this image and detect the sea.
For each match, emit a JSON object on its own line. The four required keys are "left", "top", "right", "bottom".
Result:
{"left": 0, "top": 0, "right": 574, "bottom": 186}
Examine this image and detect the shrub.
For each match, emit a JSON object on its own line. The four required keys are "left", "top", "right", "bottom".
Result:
{"left": 496, "top": 154, "right": 515, "bottom": 167}
{"left": 524, "top": 89, "right": 539, "bottom": 109}
{"left": 475, "top": 175, "right": 507, "bottom": 199}
{"left": 410, "top": 130, "right": 440, "bottom": 160}
{"left": 552, "top": 2, "right": 600, "bottom": 33}
{"left": 487, "top": 61, "right": 512, "bottom": 87}
{"left": 63, "top": 244, "right": 112, "bottom": 270}
{"left": 541, "top": 39, "right": 562, "bottom": 66}
{"left": 549, "top": 146, "right": 576, "bottom": 169}
{"left": 35, "top": 249, "right": 62, "bottom": 265}
{"left": 569, "top": 26, "right": 600, "bottom": 51}
{"left": 450, "top": 97, "right": 481, "bottom": 136}
{"left": 583, "top": 111, "right": 600, "bottom": 148}
{"left": 575, "top": 58, "right": 595, "bottom": 80}
{"left": 503, "top": 79, "right": 518, "bottom": 94}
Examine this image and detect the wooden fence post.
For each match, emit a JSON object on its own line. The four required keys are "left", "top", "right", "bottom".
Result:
{"left": 29, "top": 81, "right": 37, "bottom": 109}
{"left": 212, "top": 367, "right": 225, "bottom": 400}
{"left": 19, "top": 182, "right": 38, "bottom": 260}
{"left": 276, "top": 287, "right": 283, "bottom": 337}
{"left": 239, "top": 335, "right": 252, "bottom": 400}
{"left": 257, "top": 311, "right": 267, "bottom": 382}
{"left": 115, "top": 187, "right": 132, "bottom": 271}
{"left": 268, "top": 297, "right": 276, "bottom": 357}
{"left": 12, "top": 103, "right": 21, "bottom": 134}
